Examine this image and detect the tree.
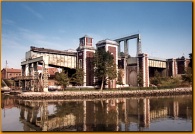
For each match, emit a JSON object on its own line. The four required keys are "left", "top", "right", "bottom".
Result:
{"left": 117, "top": 69, "right": 124, "bottom": 90}
{"left": 55, "top": 70, "right": 69, "bottom": 91}
{"left": 71, "top": 68, "right": 84, "bottom": 90}
{"left": 150, "top": 70, "right": 161, "bottom": 86}
{"left": 182, "top": 67, "right": 192, "bottom": 84}
{"left": 189, "top": 53, "right": 192, "bottom": 68}
{"left": 93, "top": 48, "right": 117, "bottom": 91}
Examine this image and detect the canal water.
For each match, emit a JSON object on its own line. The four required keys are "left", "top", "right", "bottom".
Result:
{"left": 1, "top": 94, "right": 192, "bottom": 131}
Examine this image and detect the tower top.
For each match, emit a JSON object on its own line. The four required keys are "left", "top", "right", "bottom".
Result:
{"left": 79, "top": 35, "right": 93, "bottom": 39}
{"left": 77, "top": 35, "right": 95, "bottom": 51}
{"left": 96, "top": 39, "right": 118, "bottom": 47}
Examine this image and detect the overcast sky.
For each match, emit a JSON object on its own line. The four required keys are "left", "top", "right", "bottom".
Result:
{"left": 2, "top": 2, "right": 192, "bottom": 69}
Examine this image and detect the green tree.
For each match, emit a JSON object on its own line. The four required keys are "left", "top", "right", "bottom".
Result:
{"left": 117, "top": 69, "right": 124, "bottom": 90}
{"left": 150, "top": 70, "right": 161, "bottom": 86}
{"left": 182, "top": 67, "right": 192, "bottom": 84}
{"left": 189, "top": 53, "right": 192, "bottom": 68}
{"left": 93, "top": 48, "right": 117, "bottom": 91}
{"left": 55, "top": 70, "right": 69, "bottom": 91}
{"left": 71, "top": 68, "right": 84, "bottom": 90}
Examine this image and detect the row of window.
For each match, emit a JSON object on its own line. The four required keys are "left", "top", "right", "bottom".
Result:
{"left": 8, "top": 73, "right": 21, "bottom": 76}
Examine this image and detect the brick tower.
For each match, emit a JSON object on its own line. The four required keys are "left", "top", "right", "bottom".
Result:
{"left": 76, "top": 35, "right": 95, "bottom": 86}
{"left": 96, "top": 39, "right": 118, "bottom": 88}
{"left": 138, "top": 53, "right": 149, "bottom": 87}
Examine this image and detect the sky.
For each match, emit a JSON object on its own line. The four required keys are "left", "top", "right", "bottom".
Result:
{"left": 1, "top": 2, "right": 192, "bottom": 69}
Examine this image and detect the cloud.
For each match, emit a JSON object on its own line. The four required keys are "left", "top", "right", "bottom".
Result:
{"left": 2, "top": 19, "right": 15, "bottom": 25}
{"left": 22, "top": 4, "right": 43, "bottom": 19}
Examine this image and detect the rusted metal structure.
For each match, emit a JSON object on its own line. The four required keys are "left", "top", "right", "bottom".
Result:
{"left": 19, "top": 46, "right": 77, "bottom": 92}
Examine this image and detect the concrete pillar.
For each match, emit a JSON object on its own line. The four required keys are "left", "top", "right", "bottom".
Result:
{"left": 22, "top": 65, "right": 25, "bottom": 76}
{"left": 83, "top": 49, "right": 86, "bottom": 86}
{"left": 172, "top": 59, "right": 177, "bottom": 77}
{"left": 138, "top": 53, "right": 149, "bottom": 87}
{"left": 117, "top": 41, "right": 121, "bottom": 58}
{"left": 33, "top": 62, "right": 38, "bottom": 92}
{"left": 43, "top": 56, "right": 48, "bottom": 92}
{"left": 25, "top": 64, "right": 28, "bottom": 76}
{"left": 124, "top": 40, "right": 128, "bottom": 57}
{"left": 137, "top": 34, "right": 142, "bottom": 56}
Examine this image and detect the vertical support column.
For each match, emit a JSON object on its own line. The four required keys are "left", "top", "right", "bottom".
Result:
{"left": 137, "top": 34, "right": 142, "bottom": 56}
{"left": 117, "top": 41, "right": 121, "bottom": 58}
{"left": 144, "top": 54, "right": 149, "bottom": 87}
{"left": 172, "top": 59, "right": 177, "bottom": 77}
{"left": 124, "top": 40, "right": 128, "bottom": 57}
{"left": 29, "top": 63, "right": 32, "bottom": 76}
{"left": 138, "top": 53, "right": 149, "bottom": 87}
{"left": 43, "top": 56, "right": 48, "bottom": 92}
{"left": 28, "top": 63, "right": 33, "bottom": 91}
{"left": 25, "top": 64, "right": 29, "bottom": 76}
{"left": 83, "top": 49, "right": 87, "bottom": 86}
{"left": 33, "top": 62, "right": 38, "bottom": 92}
{"left": 22, "top": 65, "right": 25, "bottom": 76}
{"left": 123, "top": 40, "right": 128, "bottom": 86}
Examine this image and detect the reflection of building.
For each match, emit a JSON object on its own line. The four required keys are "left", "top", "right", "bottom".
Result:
{"left": 17, "top": 101, "right": 76, "bottom": 131}
{"left": 14, "top": 95, "right": 192, "bottom": 131}
{"left": 1, "top": 95, "right": 17, "bottom": 109}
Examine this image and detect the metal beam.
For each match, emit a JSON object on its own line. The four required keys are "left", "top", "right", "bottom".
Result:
{"left": 21, "top": 56, "right": 44, "bottom": 65}
{"left": 115, "top": 34, "right": 139, "bottom": 42}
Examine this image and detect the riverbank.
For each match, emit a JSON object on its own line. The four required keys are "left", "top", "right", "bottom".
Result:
{"left": 16, "top": 87, "right": 192, "bottom": 100}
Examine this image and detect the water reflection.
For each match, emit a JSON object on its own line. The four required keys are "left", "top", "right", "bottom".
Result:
{"left": 1, "top": 94, "right": 192, "bottom": 131}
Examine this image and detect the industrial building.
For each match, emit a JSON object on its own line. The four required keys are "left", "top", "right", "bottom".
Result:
{"left": 14, "top": 34, "right": 190, "bottom": 92}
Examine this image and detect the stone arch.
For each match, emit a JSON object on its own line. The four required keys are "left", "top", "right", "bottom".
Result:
{"left": 129, "top": 70, "right": 137, "bottom": 86}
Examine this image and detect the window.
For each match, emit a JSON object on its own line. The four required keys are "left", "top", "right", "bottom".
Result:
{"left": 79, "top": 59, "right": 82, "bottom": 68}
{"left": 80, "top": 38, "right": 85, "bottom": 46}
{"left": 87, "top": 38, "right": 92, "bottom": 43}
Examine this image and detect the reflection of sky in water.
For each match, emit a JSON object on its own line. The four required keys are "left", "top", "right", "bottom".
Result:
{"left": 144, "top": 118, "right": 192, "bottom": 131}
{"left": 36, "top": 104, "right": 56, "bottom": 118}
{"left": 2, "top": 107, "right": 23, "bottom": 131}
{"left": 120, "top": 118, "right": 192, "bottom": 131}
{"left": 47, "top": 104, "right": 56, "bottom": 115}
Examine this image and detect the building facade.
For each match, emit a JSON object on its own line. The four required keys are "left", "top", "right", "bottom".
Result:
{"left": 1, "top": 68, "right": 21, "bottom": 79}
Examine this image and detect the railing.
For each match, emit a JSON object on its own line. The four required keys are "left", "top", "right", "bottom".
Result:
{"left": 14, "top": 76, "right": 37, "bottom": 80}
